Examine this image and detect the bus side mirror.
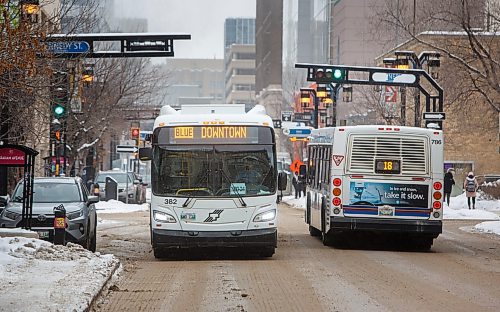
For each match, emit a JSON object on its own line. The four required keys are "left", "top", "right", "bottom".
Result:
{"left": 299, "top": 165, "right": 307, "bottom": 177}
{"left": 139, "top": 147, "right": 152, "bottom": 161}
{"left": 278, "top": 172, "right": 288, "bottom": 191}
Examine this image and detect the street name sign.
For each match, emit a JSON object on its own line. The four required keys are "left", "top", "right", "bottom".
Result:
{"left": 281, "top": 111, "right": 293, "bottom": 122}
{"left": 372, "top": 72, "right": 416, "bottom": 84}
{"left": 46, "top": 41, "right": 90, "bottom": 54}
{"left": 283, "top": 127, "right": 312, "bottom": 138}
{"left": 116, "top": 145, "right": 138, "bottom": 153}
{"left": 423, "top": 112, "right": 446, "bottom": 120}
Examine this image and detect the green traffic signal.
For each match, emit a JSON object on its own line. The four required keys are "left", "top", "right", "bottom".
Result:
{"left": 53, "top": 104, "right": 65, "bottom": 118}
{"left": 333, "top": 69, "right": 343, "bottom": 79}
{"left": 314, "top": 68, "right": 346, "bottom": 83}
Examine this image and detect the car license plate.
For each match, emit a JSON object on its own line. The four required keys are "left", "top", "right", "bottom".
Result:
{"left": 378, "top": 205, "right": 395, "bottom": 216}
{"left": 37, "top": 230, "right": 50, "bottom": 239}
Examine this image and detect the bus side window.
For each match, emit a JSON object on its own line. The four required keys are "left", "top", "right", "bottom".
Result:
{"left": 326, "top": 147, "right": 332, "bottom": 183}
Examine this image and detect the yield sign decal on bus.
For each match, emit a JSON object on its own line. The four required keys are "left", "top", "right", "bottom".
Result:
{"left": 333, "top": 155, "right": 344, "bottom": 166}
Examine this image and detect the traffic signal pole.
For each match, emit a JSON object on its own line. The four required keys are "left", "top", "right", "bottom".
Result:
{"left": 295, "top": 63, "right": 444, "bottom": 129}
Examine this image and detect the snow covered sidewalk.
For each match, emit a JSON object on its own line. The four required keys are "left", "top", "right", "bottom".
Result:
{"left": 0, "top": 236, "right": 120, "bottom": 312}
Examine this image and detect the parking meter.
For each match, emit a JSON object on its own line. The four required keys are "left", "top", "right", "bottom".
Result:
{"left": 53, "top": 204, "right": 66, "bottom": 245}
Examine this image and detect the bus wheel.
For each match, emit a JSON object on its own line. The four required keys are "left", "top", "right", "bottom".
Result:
{"left": 309, "top": 225, "right": 321, "bottom": 237}
{"left": 261, "top": 246, "right": 275, "bottom": 258}
{"left": 153, "top": 248, "right": 167, "bottom": 259}
{"left": 321, "top": 231, "right": 331, "bottom": 246}
{"left": 415, "top": 237, "right": 433, "bottom": 251}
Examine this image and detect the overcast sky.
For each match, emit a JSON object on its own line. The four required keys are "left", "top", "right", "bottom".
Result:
{"left": 115, "top": 0, "right": 256, "bottom": 60}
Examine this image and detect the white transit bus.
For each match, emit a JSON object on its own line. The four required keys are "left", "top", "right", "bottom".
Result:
{"left": 304, "top": 125, "right": 444, "bottom": 250}
{"left": 140, "top": 104, "right": 280, "bottom": 258}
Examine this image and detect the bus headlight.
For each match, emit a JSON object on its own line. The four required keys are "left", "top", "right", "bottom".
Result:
{"left": 153, "top": 210, "right": 177, "bottom": 223}
{"left": 253, "top": 209, "right": 276, "bottom": 222}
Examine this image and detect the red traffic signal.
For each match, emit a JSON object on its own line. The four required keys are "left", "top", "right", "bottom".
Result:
{"left": 131, "top": 127, "right": 140, "bottom": 139}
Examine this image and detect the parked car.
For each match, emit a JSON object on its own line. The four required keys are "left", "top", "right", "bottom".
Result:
{"left": 93, "top": 170, "right": 147, "bottom": 204}
{"left": 0, "top": 177, "right": 98, "bottom": 251}
{"left": 0, "top": 195, "right": 8, "bottom": 214}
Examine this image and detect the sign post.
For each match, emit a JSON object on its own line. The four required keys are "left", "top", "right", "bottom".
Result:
{"left": 423, "top": 112, "right": 445, "bottom": 130}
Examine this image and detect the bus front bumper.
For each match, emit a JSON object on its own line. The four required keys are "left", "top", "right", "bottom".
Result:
{"left": 152, "top": 228, "right": 277, "bottom": 248}
{"left": 330, "top": 217, "right": 442, "bottom": 237}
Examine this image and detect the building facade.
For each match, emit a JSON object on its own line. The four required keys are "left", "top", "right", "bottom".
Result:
{"left": 223, "top": 18, "right": 256, "bottom": 109}
{"left": 161, "top": 59, "right": 224, "bottom": 107}
{"left": 224, "top": 44, "right": 256, "bottom": 111}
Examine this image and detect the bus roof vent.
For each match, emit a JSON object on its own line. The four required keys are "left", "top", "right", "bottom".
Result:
{"left": 180, "top": 104, "right": 246, "bottom": 115}
{"left": 247, "top": 105, "right": 267, "bottom": 116}
{"left": 160, "top": 105, "right": 180, "bottom": 116}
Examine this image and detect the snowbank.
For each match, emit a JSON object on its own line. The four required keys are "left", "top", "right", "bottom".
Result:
{"left": 0, "top": 237, "right": 119, "bottom": 311}
{"left": 95, "top": 199, "right": 149, "bottom": 214}
{"left": 474, "top": 221, "right": 500, "bottom": 236}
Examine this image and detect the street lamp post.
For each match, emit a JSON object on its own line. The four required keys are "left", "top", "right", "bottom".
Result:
{"left": 300, "top": 88, "right": 319, "bottom": 129}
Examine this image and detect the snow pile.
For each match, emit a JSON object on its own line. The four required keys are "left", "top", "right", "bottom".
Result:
{"left": 444, "top": 191, "right": 500, "bottom": 220}
{"left": 95, "top": 199, "right": 149, "bottom": 214}
{"left": 0, "top": 237, "right": 119, "bottom": 311}
{"left": 474, "top": 221, "right": 500, "bottom": 236}
{"left": 281, "top": 195, "right": 306, "bottom": 210}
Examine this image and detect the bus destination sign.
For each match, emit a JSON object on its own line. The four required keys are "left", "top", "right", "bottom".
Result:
{"left": 174, "top": 126, "right": 248, "bottom": 139}
{"left": 169, "top": 126, "right": 263, "bottom": 144}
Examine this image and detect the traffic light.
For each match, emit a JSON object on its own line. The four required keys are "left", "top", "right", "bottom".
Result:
{"left": 51, "top": 72, "right": 69, "bottom": 119}
{"left": 312, "top": 67, "right": 347, "bottom": 83}
{"left": 52, "top": 122, "right": 62, "bottom": 142}
{"left": 52, "top": 103, "right": 66, "bottom": 118}
{"left": 131, "top": 127, "right": 140, "bottom": 140}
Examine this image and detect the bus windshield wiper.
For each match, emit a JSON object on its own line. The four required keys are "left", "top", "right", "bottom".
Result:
{"left": 218, "top": 168, "right": 247, "bottom": 207}
{"left": 182, "top": 169, "right": 211, "bottom": 207}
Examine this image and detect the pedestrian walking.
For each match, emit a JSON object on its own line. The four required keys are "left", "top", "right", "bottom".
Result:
{"left": 298, "top": 173, "right": 306, "bottom": 198}
{"left": 463, "top": 171, "right": 479, "bottom": 209}
{"left": 443, "top": 168, "right": 455, "bottom": 206}
{"left": 292, "top": 172, "right": 301, "bottom": 199}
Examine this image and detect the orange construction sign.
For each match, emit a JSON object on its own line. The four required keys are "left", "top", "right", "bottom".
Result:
{"left": 290, "top": 159, "right": 304, "bottom": 174}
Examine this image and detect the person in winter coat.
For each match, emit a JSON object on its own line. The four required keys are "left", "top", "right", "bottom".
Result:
{"left": 292, "top": 172, "right": 301, "bottom": 199}
{"left": 463, "top": 171, "right": 479, "bottom": 209}
{"left": 443, "top": 168, "right": 455, "bottom": 206}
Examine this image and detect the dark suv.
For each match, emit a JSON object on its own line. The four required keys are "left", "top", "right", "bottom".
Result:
{"left": 0, "top": 177, "right": 99, "bottom": 252}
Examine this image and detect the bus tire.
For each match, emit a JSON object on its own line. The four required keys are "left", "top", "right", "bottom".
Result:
{"left": 415, "top": 237, "right": 433, "bottom": 251}
{"left": 261, "top": 246, "right": 275, "bottom": 258}
{"left": 309, "top": 225, "right": 321, "bottom": 237}
{"left": 153, "top": 247, "right": 167, "bottom": 259}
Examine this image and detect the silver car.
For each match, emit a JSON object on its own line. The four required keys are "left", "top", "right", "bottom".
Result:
{"left": 93, "top": 171, "right": 147, "bottom": 204}
{"left": 0, "top": 177, "right": 98, "bottom": 252}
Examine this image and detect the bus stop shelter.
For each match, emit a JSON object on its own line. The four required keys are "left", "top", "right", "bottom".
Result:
{"left": 0, "top": 144, "right": 38, "bottom": 229}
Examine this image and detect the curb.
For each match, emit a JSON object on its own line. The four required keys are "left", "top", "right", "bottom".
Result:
{"left": 85, "top": 259, "right": 122, "bottom": 312}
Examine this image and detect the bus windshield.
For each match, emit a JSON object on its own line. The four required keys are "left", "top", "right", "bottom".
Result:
{"left": 152, "top": 144, "right": 276, "bottom": 197}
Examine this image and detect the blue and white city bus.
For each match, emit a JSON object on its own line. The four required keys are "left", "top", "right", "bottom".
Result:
{"left": 304, "top": 125, "right": 444, "bottom": 250}
{"left": 140, "top": 104, "right": 279, "bottom": 258}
